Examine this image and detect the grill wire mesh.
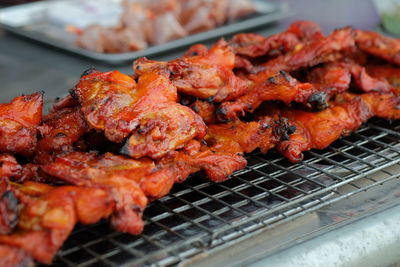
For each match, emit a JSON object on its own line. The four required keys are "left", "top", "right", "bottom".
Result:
{"left": 47, "top": 118, "right": 400, "bottom": 267}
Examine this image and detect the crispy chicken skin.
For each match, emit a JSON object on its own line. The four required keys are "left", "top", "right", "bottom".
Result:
{"left": 261, "top": 27, "right": 355, "bottom": 73}
{"left": 72, "top": 69, "right": 206, "bottom": 159}
{"left": 365, "top": 64, "right": 400, "bottom": 94}
{"left": 133, "top": 40, "right": 248, "bottom": 102}
{"left": 0, "top": 154, "right": 22, "bottom": 180}
{"left": 0, "top": 180, "right": 113, "bottom": 264}
{"left": 355, "top": 30, "right": 400, "bottom": 65}
{"left": 264, "top": 93, "right": 400, "bottom": 162}
{"left": 229, "top": 32, "right": 300, "bottom": 59}
{"left": 190, "top": 100, "right": 217, "bottom": 124}
{"left": 161, "top": 140, "right": 247, "bottom": 183}
{"left": 205, "top": 116, "right": 294, "bottom": 155}
{"left": 0, "top": 244, "right": 34, "bottom": 267}
{"left": 229, "top": 21, "right": 323, "bottom": 59}
{"left": 217, "top": 60, "right": 394, "bottom": 121}
{"left": 40, "top": 152, "right": 149, "bottom": 234}
{"left": 217, "top": 70, "right": 317, "bottom": 121}
{"left": 0, "top": 93, "right": 43, "bottom": 157}
{"left": 35, "top": 97, "right": 88, "bottom": 165}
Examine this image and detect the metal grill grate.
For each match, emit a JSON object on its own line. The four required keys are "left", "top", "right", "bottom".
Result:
{"left": 48, "top": 118, "right": 400, "bottom": 267}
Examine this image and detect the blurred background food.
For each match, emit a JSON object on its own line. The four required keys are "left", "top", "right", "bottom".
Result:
{"left": 73, "top": 0, "right": 256, "bottom": 53}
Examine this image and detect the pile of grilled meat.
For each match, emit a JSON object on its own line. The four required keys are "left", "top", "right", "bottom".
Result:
{"left": 1, "top": 21, "right": 400, "bottom": 266}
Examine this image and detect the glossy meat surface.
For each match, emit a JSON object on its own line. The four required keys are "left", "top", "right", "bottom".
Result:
{"left": 0, "top": 244, "right": 34, "bottom": 267}
{"left": 217, "top": 70, "right": 316, "bottom": 121}
{"left": 73, "top": 70, "right": 205, "bottom": 159}
{"left": 0, "top": 93, "right": 43, "bottom": 157}
{"left": 133, "top": 40, "right": 248, "bottom": 102}
{"left": 205, "top": 116, "right": 294, "bottom": 155}
{"left": 264, "top": 93, "right": 400, "bottom": 162}
{"left": 355, "top": 30, "right": 400, "bottom": 65}
{"left": 261, "top": 27, "right": 355, "bottom": 72}
{"left": 35, "top": 97, "right": 88, "bottom": 164}
{"left": 0, "top": 181, "right": 113, "bottom": 264}
{"left": 229, "top": 21, "right": 322, "bottom": 59}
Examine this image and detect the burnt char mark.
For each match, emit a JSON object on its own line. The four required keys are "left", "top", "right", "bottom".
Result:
{"left": 69, "top": 88, "right": 79, "bottom": 100}
{"left": 205, "top": 96, "right": 215, "bottom": 103}
{"left": 120, "top": 143, "right": 131, "bottom": 157}
{"left": 308, "top": 92, "right": 328, "bottom": 110}
{"left": 273, "top": 117, "right": 295, "bottom": 141}
{"left": 23, "top": 91, "right": 44, "bottom": 102}
{"left": 80, "top": 67, "right": 99, "bottom": 78}
{"left": 191, "top": 104, "right": 200, "bottom": 113}
{"left": 216, "top": 107, "right": 231, "bottom": 122}
{"left": 267, "top": 76, "right": 277, "bottom": 84}
{"left": 279, "top": 70, "right": 291, "bottom": 83}
{"left": 287, "top": 125, "right": 297, "bottom": 135}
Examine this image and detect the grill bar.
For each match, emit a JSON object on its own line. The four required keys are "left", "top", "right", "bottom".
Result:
{"left": 48, "top": 119, "right": 400, "bottom": 267}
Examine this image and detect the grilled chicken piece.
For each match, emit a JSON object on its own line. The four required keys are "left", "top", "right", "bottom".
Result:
{"left": 217, "top": 70, "right": 317, "bottom": 121}
{"left": 229, "top": 21, "right": 323, "bottom": 59}
{"left": 0, "top": 244, "right": 34, "bottom": 267}
{"left": 0, "top": 154, "right": 22, "bottom": 180}
{"left": 41, "top": 152, "right": 149, "bottom": 234}
{"left": 0, "top": 93, "right": 43, "bottom": 157}
{"left": 133, "top": 40, "right": 248, "bottom": 102}
{"left": 0, "top": 179, "right": 19, "bottom": 235}
{"left": 0, "top": 154, "right": 42, "bottom": 184}
{"left": 229, "top": 32, "right": 299, "bottom": 59}
{"left": 35, "top": 96, "right": 88, "bottom": 165}
{"left": 161, "top": 140, "right": 247, "bottom": 183}
{"left": 262, "top": 92, "right": 400, "bottom": 162}
{"left": 190, "top": 100, "right": 217, "bottom": 124}
{"left": 355, "top": 30, "right": 400, "bottom": 65}
{"left": 205, "top": 116, "right": 295, "bottom": 155}
{"left": 260, "top": 27, "right": 355, "bottom": 73}
{"left": 0, "top": 180, "right": 113, "bottom": 264}
{"left": 217, "top": 59, "right": 395, "bottom": 121}
{"left": 366, "top": 64, "right": 400, "bottom": 94}
{"left": 72, "top": 69, "right": 205, "bottom": 159}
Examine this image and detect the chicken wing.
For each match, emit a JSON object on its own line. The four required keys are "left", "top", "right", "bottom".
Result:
{"left": 133, "top": 40, "right": 248, "bottom": 102}
{"left": 0, "top": 180, "right": 113, "bottom": 264}
{"left": 217, "top": 70, "right": 317, "bottom": 121}
{"left": 229, "top": 21, "right": 323, "bottom": 60}
{"left": 0, "top": 244, "right": 33, "bottom": 267}
{"left": 72, "top": 69, "right": 205, "bottom": 159}
{"left": 205, "top": 116, "right": 295, "bottom": 155}
{"left": 190, "top": 100, "right": 217, "bottom": 124}
{"left": 355, "top": 30, "right": 400, "bottom": 65}
{"left": 263, "top": 92, "right": 400, "bottom": 162}
{"left": 260, "top": 27, "right": 355, "bottom": 73}
{"left": 0, "top": 93, "right": 43, "bottom": 157}
{"left": 365, "top": 64, "right": 400, "bottom": 94}
{"left": 35, "top": 96, "right": 88, "bottom": 164}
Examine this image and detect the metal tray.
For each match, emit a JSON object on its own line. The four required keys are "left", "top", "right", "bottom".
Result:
{"left": 0, "top": 0, "right": 289, "bottom": 64}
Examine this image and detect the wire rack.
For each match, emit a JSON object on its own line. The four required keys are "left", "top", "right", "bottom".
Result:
{"left": 47, "top": 118, "right": 400, "bottom": 267}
